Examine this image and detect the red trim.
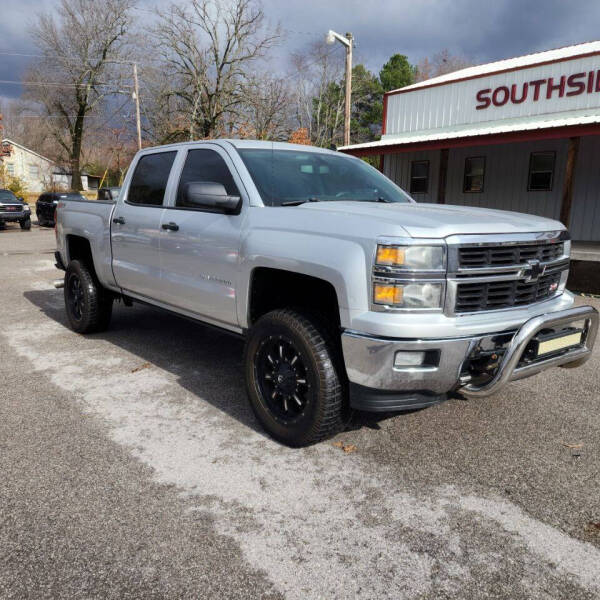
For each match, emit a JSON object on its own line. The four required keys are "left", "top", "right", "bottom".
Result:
{"left": 385, "top": 49, "right": 600, "bottom": 99}
{"left": 381, "top": 94, "right": 388, "bottom": 135}
{"left": 342, "top": 123, "right": 600, "bottom": 157}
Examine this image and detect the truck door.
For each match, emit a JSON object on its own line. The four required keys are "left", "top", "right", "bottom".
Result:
{"left": 157, "top": 146, "right": 244, "bottom": 328}
{"left": 111, "top": 150, "right": 177, "bottom": 299}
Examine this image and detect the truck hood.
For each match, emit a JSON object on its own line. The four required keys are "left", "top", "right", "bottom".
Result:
{"left": 300, "top": 202, "right": 565, "bottom": 238}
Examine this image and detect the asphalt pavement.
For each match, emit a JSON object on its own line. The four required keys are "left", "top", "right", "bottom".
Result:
{"left": 1, "top": 221, "right": 599, "bottom": 599}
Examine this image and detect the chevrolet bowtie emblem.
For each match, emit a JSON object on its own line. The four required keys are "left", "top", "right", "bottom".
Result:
{"left": 523, "top": 259, "right": 545, "bottom": 282}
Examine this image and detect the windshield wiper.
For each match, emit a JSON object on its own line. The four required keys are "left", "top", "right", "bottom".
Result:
{"left": 281, "top": 197, "right": 321, "bottom": 207}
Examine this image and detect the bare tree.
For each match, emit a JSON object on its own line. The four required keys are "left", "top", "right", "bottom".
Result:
{"left": 415, "top": 49, "right": 472, "bottom": 82}
{"left": 233, "top": 74, "right": 291, "bottom": 140}
{"left": 150, "top": 0, "right": 279, "bottom": 142}
{"left": 290, "top": 41, "right": 345, "bottom": 148}
{"left": 25, "top": 0, "right": 135, "bottom": 190}
{"left": 0, "top": 98, "right": 58, "bottom": 160}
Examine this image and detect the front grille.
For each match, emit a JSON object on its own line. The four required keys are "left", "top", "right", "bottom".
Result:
{"left": 455, "top": 271, "right": 562, "bottom": 313}
{"left": 458, "top": 242, "right": 564, "bottom": 268}
{"left": 1, "top": 204, "right": 21, "bottom": 212}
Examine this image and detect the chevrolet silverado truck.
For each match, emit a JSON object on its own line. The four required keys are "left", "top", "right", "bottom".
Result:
{"left": 54, "top": 140, "right": 598, "bottom": 446}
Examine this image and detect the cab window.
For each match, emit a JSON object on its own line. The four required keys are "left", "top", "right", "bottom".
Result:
{"left": 176, "top": 149, "right": 239, "bottom": 208}
{"left": 128, "top": 151, "right": 177, "bottom": 206}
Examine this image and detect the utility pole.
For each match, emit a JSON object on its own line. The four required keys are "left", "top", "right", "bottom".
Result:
{"left": 343, "top": 33, "right": 353, "bottom": 147}
{"left": 326, "top": 30, "right": 353, "bottom": 146}
{"left": 132, "top": 62, "right": 142, "bottom": 151}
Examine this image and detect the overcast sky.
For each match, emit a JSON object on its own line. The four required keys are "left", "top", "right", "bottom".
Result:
{"left": 1, "top": 0, "right": 600, "bottom": 102}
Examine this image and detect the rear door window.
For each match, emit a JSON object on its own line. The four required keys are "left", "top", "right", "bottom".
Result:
{"left": 128, "top": 151, "right": 177, "bottom": 206}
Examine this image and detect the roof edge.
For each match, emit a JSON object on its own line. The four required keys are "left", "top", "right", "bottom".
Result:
{"left": 386, "top": 41, "right": 600, "bottom": 98}
{"left": 1, "top": 138, "right": 55, "bottom": 165}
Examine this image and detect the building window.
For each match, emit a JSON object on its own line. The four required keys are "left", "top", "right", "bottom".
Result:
{"left": 6, "top": 163, "right": 15, "bottom": 176}
{"left": 463, "top": 156, "right": 485, "bottom": 193}
{"left": 528, "top": 152, "right": 555, "bottom": 191}
{"left": 28, "top": 164, "right": 39, "bottom": 179}
{"left": 410, "top": 160, "right": 429, "bottom": 194}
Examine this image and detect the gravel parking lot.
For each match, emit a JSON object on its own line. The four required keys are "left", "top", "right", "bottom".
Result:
{"left": 1, "top": 222, "right": 600, "bottom": 599}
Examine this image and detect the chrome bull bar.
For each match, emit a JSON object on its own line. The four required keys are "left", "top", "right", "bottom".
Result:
{"left": 461, "top": 305, "right": 599, "bottom": 397}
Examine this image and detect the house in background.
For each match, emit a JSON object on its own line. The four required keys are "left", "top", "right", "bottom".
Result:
{"left": 52, "top": 166, "right": 101, "bottom": 191}
{"left": 0, "top": 139, "right": 54, "bottom": 192}
{"left": 0, "top": 138, "right": 99, "bottom": 192}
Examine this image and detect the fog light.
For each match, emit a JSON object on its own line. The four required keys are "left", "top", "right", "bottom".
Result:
{"left": 394, "top": 351, "right": 426, "bottom": 367}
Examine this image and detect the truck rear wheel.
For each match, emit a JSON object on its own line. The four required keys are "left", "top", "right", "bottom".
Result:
{"left": 64, "top": 260, "right": 113, "bottom": 333}
{"left": 244, "top": 309, "right": 345, "bottom": 447}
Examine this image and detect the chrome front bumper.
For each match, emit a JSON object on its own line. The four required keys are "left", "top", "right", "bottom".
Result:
{"left": 341, "top": 305, "right": 598, "bottom": 407}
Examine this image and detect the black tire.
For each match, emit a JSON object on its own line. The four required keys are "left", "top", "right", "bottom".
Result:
{"left": 20, "top": 217, "right": 31, "bottom": 230}
{"left": 244, "top": 308, "right": 345, "bottom": 447}
{"left": 64, "top": 260, "right": 113, "bottom": 333}
{"left": 36, "top": 214, "right": 46, "bottom": 227}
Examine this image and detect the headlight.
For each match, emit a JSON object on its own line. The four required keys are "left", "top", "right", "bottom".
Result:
{"left": 376, "top": 244, "right": 444, "bottom": 271}
{"left": 373, "top": 281, "right": 443, "bottom": 309}
{"left": 23, "top": 204, "right": 30, "bottom": 211}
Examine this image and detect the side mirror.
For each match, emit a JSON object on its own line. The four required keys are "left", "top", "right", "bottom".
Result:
{"left": 183, "top": 181, "right": 241, "bottom": 214}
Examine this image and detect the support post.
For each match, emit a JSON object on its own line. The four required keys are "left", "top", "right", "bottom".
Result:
{"left": 343, "top": 33, "right": 353, "bottom": 147}
{"left": 133, "top": 63, "right": 142, "bottom": 151}
{"left": 560, "top": 137, "right": 580, "bottom": 227}
{"left": 437, "top": 148, "right": 449, "bottom": 204}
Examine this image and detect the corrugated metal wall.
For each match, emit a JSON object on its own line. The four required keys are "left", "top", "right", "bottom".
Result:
{"left": 383, "top": 136, "right": 600, "bottom": 240}
{"left": 383, "top": 150, "right": 440, "bottom": 204}
{"left": 571, "top": 136, "right": 600, "bottom": 241}
{"left": 446, "top": 139, "right": 567, "bottom": 220}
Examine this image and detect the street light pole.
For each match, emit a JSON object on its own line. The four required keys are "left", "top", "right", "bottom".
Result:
{"left": 326, "top": 30, "right": 353, "bottom": 146}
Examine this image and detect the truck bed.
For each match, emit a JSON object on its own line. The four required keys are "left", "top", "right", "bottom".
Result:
{"left": 56, "top": 198, "right": 117, "bottom": 289}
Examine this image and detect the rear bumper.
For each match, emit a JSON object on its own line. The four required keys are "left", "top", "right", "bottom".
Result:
{"left": 342, "top": 305, "right": 598, "bottom": 411}
{"left": 37, "top": 206, "right": 56, "bottom": 221}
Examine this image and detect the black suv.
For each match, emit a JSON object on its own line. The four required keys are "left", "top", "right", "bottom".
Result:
{"left": 0, "top": 189, "right": 31, "bottom": 230}
{"left": 36, "top": 192, "right": 85, "bottom": 227}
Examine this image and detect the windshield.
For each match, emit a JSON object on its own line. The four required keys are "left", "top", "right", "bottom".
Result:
{"left": 237, "top": 149, "right": 413, "bottom": 206}
{"left": 0, "top": 190, "right": 18, "bottom": 202}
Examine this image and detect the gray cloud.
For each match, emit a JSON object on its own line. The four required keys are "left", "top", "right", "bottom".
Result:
{"left": 2, "top": 0, "right": 600, "bottom": 99}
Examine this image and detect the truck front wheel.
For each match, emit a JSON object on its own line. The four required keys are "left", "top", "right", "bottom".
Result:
{"left": 20, "top": 217, "right": 31, "bottom": 230}
{"left": 244, "top": 309, "right": 345, "bottom": 446}
{"left": 64, "top": 260, "right": 113, "bottom": 333}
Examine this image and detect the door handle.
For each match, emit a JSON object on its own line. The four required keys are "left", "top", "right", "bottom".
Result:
{"left": 162, "top": 222, "right": 179, "bottom": 232}
{"left": 112, "top": 216, "right": 125, "bottom": 225}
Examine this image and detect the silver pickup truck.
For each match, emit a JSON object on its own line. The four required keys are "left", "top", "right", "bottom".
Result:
{"left": 55, "top": 140, "right": 598, "bottom": 446}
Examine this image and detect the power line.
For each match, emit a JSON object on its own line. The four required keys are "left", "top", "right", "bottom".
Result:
{"left": 0, "top": 50, "right": 137, "bottom": 66}
{"left": 0, "top": 79, "right": 133, "bottom": 89}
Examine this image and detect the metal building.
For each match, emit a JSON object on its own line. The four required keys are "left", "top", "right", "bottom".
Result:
{"left": 341, "top": 41, "right": 600, "bottom": 242}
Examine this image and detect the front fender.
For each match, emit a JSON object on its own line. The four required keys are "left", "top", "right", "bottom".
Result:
{"left": 238, "top": 229, "right": 371, "bottom": 329}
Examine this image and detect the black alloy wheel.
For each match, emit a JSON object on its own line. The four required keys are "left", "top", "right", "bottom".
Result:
{"left": 244, "top": 309, "right": 345, "bottom": 447}
{"left": 64, "top": 260, "right": 113, "bottom": 333}
{"left": 255, "top": 335, "right": 310, "bottom": 422}
{"left": 67, "top": 272, "right": 85, "bottom": 322}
